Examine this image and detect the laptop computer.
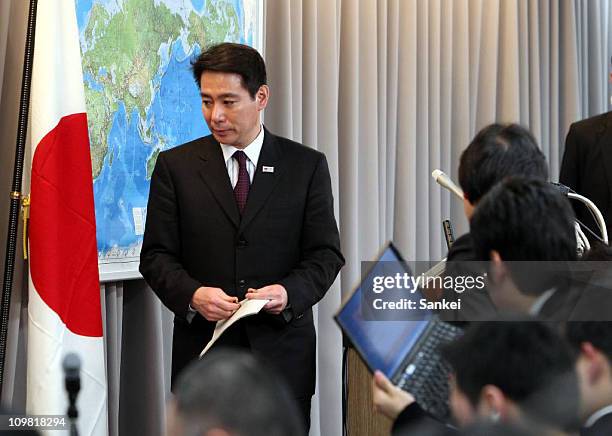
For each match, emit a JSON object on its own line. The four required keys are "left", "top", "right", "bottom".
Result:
{"left": 335, "top": 242, "right": 463, "bottom": 421}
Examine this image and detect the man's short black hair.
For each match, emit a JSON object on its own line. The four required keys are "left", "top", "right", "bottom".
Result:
{"left": 173, "top": 350, "right": 303, "bottom": 436}
{"left": 566, "top": 322, "right": 612, "bottom": 361}
{"left": 441, "top": 320, "right": 579, "bottom": 430}
{"left": 470, "top": 178, "right": 576, "bottom": 295}
{"left": 471, "top": 177, "right": 576, "bottom": 262}
{"left": 458, "top": 124, "right": 548, "bottom": 204}
{"left": 191, "top": 42, "right": 267, "bottom": 98}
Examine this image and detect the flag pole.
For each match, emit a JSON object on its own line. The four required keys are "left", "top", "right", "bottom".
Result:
{"left": 1, "top": 0, "right": 39, "bottom": 395}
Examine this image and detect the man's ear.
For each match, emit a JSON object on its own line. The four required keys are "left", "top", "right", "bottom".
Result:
{"left": 582, "top": 342, "right": 607, "bottom": 385}
{"left": 489, "top": 250, "right": 507, "bottom": 284}
{"left": 255, "top": 84, "right": 269, "bottom": 111}
{"left": 480, "top": 385, "right": 510, "bottom": 421}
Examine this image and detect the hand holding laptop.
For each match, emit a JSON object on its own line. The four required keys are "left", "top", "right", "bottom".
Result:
{"left": 372, "top": 370, "right": 415, "bottom": 420}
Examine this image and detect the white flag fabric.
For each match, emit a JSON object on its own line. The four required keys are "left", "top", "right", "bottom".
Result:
{"left": 27, "top": 1, "right": 107, "bottom": 435}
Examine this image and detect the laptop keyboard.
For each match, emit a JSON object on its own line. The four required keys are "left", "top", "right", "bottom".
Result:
{"left": 397, "top": 322, "right": 463, "bottom": 420}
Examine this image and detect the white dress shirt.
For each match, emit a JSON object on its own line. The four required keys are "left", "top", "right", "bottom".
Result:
{"left": 219, "top": 125, "right": 264, "bottom": 187}
{"left": 187, "top": 126, "right": 265, "bottom": 321}
{"left": 528, "top": 288, "right": 556, "bottom": 316}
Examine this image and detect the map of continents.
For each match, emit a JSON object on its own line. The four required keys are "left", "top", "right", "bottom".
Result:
{"left": 76, "top": 0, "right": 259, "bottom": 279}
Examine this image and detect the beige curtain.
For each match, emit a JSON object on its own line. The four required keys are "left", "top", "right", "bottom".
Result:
{"left": 264, "top": 2, "right": 343, "bottom": 434}
{"left": 575, "top": 0, "right": 612, "bottom": 117}
{"left": 1, "top": 1, "right": 612, "bottom": 435}
{"left": 263, "top": 0, "right": 589, "bottom": 434}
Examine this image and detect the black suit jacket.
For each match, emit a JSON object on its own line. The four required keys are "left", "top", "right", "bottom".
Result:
{"left": 139, "top": 128, "right": 344, "bottom": 397}
{"left": 442, "top": 233, "right": 497, "bottom": 322}
{"left": 560, "top": 111, "right": 612, "bottom": 238}
{"left": 582, "top": 410, "right": 612, "bottom": 436}
{"left": 392, "top": 403, "right": 449, "bottom": 435}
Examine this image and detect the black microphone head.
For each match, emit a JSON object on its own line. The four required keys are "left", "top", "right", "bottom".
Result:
{"left": 63, "top": 353, "right": 81, "bottom": 398}
{"left": 63, "top": 353, "right": 81, "bottom": 375}
{"left": 63, "top": 354, "right": 81, "bottom": 419}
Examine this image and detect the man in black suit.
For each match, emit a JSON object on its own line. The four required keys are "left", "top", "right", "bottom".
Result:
{"left": 139, "top": 43, "right": 344, "bottom": 429}
{"left": 560, "top": 111, "right": 612, "bottom": 239}
{"left": 566, "top": 322, "right": 612, "bottom": 436}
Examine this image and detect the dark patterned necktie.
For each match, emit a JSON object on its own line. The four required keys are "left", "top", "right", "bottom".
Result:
{"left": 233, "top": 150, "right": 250, "bottom": 214}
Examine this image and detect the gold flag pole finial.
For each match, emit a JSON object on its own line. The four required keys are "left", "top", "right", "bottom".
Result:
{"left": 21, "top": 195, "right": 30, "bottom": 260}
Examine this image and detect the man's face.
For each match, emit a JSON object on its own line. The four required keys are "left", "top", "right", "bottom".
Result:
{"left": 199, "top": 71, "right": 268, "bottom": 149}
{"left": 575, "top": 355, "right": 594, "bottom": 419}
{"left": 485, "top": 252, "right": 532, "bottom": 313}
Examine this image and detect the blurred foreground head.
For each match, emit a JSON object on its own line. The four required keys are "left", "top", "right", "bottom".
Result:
{"left": 441, "top": 320, "right": 579, "bottom": 433}
{"left": 168, "top": 350, "right": 304, "bottom": 436}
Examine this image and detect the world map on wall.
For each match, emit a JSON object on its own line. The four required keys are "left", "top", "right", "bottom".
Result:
{"left": 76, "top": 0, "right": 260, "bottom": 279}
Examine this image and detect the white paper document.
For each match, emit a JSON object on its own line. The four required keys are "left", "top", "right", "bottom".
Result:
{"left": 199, "top": 298, "right": 269, "bottom": 358}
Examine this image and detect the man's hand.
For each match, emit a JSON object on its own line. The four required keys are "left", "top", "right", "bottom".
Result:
{"left": 372, "top": 370, "right": 415, "bottom": 420}
{"left": 190, "top": 287, "right": 240, "bottom": 321}
{"left": 245, "top": 284, "right": 288, "bottom": 315}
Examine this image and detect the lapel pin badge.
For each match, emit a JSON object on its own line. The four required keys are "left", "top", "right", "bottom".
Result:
{"left": 262, "top": 166, "right": 275, "bottom": 173}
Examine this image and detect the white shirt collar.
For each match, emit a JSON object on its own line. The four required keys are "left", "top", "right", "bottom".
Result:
{"left": 585, "top": 404, "right": 612, "bottom": 428}
{"left": 528, "top": 288, "right": 556, "bottom": 316}
{"left": 220, "top": 125, "right": 264, "bottom": 167}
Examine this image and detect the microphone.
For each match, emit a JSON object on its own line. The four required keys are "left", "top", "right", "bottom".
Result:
{"left": 63, "top": 353, "right": 81, "bottom": 435}
{"left": 431, "top": 169, "right": 464, "bottom": 200}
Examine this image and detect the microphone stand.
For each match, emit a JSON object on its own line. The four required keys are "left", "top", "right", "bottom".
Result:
{"left": 567, "top": 192, "right": 609, "bottom": 244}
{"left": 63, "top": 353, "right": 81, "bottom": 436}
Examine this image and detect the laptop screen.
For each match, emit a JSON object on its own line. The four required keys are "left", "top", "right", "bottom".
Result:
{"left": 336, "top": 244, "right": 433, "bottom": 377}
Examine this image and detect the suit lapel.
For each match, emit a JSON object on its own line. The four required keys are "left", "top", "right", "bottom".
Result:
{"left": 599, "top": 113, "right": 612, "bottom": 202}
{"left": 196, "top": 137, "right": 240, "bottom": 228}
{"left": 239, "top": 129, "right": 285, "bottom": 232}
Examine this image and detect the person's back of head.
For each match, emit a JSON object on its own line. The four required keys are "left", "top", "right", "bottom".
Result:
{"left": 169, "top": 350, "right": 304, "bottom": 436}
{"left": 470, "top": 177, "right": 577, "bottom": 296}
{"left": 441, "top": 320, "right": 579, "bottom": 432}
{"left": 458, "top": 124, "right": 548, "bottom": 207}
{"left": 471, "top": 177, "right": 576, "bottom": 262}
